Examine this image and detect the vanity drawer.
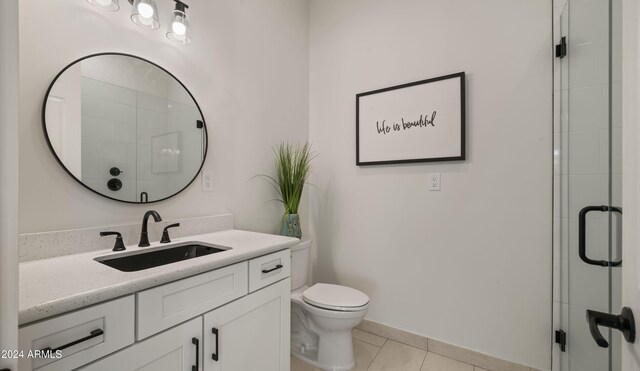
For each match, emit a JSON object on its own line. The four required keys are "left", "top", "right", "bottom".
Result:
{"left": 136, "top": 261, "right": 248, "bottom": 340}
{"left": 18, "top": 295, "right": 135, "bottom": 371}
{"left": 248, "top": 249, "right": 291, "bottom": 293}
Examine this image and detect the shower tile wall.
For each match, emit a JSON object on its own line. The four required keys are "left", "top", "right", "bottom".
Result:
{"left": 81, "top": 77, "right": 137, "bottom": 201}
{"left": 553, "top": 0, "right": 622, "bottom": 370}
{"left": 80, "top": 77, "right": 203, "bottom": 202}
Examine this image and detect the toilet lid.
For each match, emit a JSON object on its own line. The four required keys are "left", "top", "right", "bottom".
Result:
{"left": 302, "top": 283, "right": 369, "bottom": 311}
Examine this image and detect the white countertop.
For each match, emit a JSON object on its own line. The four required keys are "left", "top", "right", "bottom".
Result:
{"left": 19, "top": 229, "right": 299, "bottom": 325}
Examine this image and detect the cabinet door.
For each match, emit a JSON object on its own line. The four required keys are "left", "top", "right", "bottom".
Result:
{"left": 79, "top": 317, "right": 202, "bottom": 371}
{"left": 204, "top": 278, "right": 290, "bottom": 371}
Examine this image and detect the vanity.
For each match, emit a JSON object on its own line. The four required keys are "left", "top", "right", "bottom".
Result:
{"left": 18, "top": 229, "right": 297, "bottom": 371}
{"left": 17, "top": 50, "right": 298, "bottom": 371}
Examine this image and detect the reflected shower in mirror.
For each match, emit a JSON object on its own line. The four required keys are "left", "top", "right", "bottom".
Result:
{"left": 43, "top": 53, "right": 207, "bottom": 203}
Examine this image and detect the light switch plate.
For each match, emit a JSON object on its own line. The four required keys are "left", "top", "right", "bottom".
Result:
{"left": 428, "top": 173, "right": 441, "bottom": 191}
{"left": 202, "top": 171, "right": 214, "bottom": 192}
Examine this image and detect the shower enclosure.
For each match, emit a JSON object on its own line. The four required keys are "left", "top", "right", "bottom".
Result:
{"left": 553, "top": 0, "right": 623, "bottom": 370}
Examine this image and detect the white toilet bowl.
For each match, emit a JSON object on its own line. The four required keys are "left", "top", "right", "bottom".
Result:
{"left": 290, "top": 240, "right": 369, "bottom": 371}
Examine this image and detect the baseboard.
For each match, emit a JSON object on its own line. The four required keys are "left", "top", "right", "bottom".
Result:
{"left": 356, "top": 319, "right": 539, "bottom": 371}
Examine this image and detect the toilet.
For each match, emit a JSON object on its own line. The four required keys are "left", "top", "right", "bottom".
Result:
{"left": 290, "top": 240, "right": 369, "bottom": 371}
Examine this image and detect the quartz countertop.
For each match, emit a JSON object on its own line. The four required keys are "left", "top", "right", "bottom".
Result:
{"left": 19, "top": 229, "right": 299, "bottom": 325}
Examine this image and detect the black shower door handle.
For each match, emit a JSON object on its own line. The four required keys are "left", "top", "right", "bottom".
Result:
{"left": 587, "top": 307, "right": 636, "bottom": 348}
{"left": 578, "top": 205, "right": 622, "bottom": 267}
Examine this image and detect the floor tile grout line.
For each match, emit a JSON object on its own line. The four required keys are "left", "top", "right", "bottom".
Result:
{"left": 366, "top": 340, "right": 386, "bottom": 371}
{"left": 356, "top": 337, "right": 387, "bottom": 348}
{"left": 353, "top": 329, "right": 389, "bottom": 348}
{"left": 364, "top": 341, "right": 384, "bottom": 371}
{"left": 292, "top": 339, "right": 484, "bottom": 371}
{"left": 365, "top": 337, "right": 489, "bottom": 371}
{"left": 384, "top": 339, "right": 424, "bottom": 352}
{"left": 356, "top": 328, "right": 427, "bottom": 353}
{"left": 418, "top": 350, "right": 428, "bottom": 371}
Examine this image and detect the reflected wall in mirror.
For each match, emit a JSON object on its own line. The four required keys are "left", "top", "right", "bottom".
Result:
{"left": 43, "top": 53, "right": 207, "bottom": 203}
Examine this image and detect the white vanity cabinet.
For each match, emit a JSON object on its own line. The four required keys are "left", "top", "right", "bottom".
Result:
{"left": 203, "top": 278, "right": 290, "bottom": 371}
{"left": 19, "top": 249, "right": 291, "bottom": 371}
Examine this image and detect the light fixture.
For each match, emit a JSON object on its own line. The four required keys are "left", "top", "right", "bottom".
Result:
{"left": 166, "top": 0, "right": 191, "bottom": 44}
{"left": 130, "top": 0, "right": 160, "bottom": 30}
{"left": 85, "top": 0, "right": 120, "bottom": 11}
{"left": 85, "top": 0, "right": 194, "bottom": 44}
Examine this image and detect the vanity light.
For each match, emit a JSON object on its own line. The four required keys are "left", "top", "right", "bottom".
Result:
{"left": 166, "top": 0, "right": 191, "bottom": 44}
{"left": 85, "top": 0, "right": 120, "bottom": 11}
{"left": 130, "top": 0, "right": 160, "bottom": 30}
{"left": 84, "top": 0, "right": 194, "bottom": 44}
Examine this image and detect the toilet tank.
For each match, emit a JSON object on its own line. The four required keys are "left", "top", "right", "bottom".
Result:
{"left": 291, "top": 239, "right": 312, "bottom": 291}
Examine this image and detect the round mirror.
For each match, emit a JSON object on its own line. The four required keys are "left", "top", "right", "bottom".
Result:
{"left": 42, "top": 53, "right": 207, "bottom": 203}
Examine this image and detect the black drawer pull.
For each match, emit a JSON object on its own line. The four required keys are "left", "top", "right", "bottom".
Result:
{"left": 192, "top": 337, "right": 199, "bottom": 371}
{"left": 211, "top": 327, "right": 219, "bottom": 361}
{"left": 262, "top": 264, "right": 283, "bottom": 274}
{"left": 42, "top": 329, "right": 104, "bottom": 353}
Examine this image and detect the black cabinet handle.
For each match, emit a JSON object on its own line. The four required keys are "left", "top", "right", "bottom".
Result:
{"left": 41, "top": 329, "right": 104, "bottom": 353}
{"left": 262, "top": 264, "right": 283, "bottom": 274}
{"left": 211, "top": 327, "right": 219, "bottom": 361}
{"left": 586, "top": 307, "right": 635, "bottom": 348}
{"left": 192, "top": 337, "right": 199, "bottom": 371}
{"left": 579, "top": 205, "right": 622, "bottom": 267}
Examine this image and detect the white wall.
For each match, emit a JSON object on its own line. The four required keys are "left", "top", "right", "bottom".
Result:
{"left": 308, "top": 1, "right": 552, "bottom": 369}
{"left": 0, "top": 0, "right": 20, "bottom": 369}
{"left": 19, "top": 0, "right": 309, "bottom": 234}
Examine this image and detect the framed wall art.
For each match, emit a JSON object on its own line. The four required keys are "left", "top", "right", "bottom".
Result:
{"left": 356, "top": 72, "right": 466, "bottom": 166}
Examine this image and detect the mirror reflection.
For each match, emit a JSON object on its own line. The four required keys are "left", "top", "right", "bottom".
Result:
{"left": 43, "top": 53, "right": 207, "bottom": 203}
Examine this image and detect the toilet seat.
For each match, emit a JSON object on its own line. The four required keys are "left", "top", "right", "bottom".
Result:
{"left": 302, "top": 283, "right": 369, "bottom": 312}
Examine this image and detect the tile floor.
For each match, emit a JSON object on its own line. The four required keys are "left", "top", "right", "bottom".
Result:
{"left": 291, "top": 329, "right": 488, "bottom": 371}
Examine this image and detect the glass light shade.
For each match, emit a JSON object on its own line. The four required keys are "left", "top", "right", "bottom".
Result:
{"left": 130, "top": 0, "right": 160, "bottom": 30}
{"left": 166, "top": 10, "right": 191, "bottom": 44}
{"left": 85, "top": 0, "right": 120, "bottom": 11}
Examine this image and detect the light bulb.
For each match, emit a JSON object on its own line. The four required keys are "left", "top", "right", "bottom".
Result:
{"left": 172, "top": 20, "right": 186, "bottom": 36}
{"left": 166, "top": 2, "right": 191, "bottom": 44}
{"left": 137, "top": 2, "right": 154, "bottom": 18}
{"left": 131, "top": 0, "right": 160, "bottom": 29}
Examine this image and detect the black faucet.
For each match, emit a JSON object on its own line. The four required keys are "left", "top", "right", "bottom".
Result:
{"left": 139, "top": 210, "right": 162, "bottom": 247}
{"left": 100, "top": 231, "right": 126, "bottom": 251}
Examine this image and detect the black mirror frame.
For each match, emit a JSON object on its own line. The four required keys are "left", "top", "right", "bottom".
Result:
{"left": 41, "top": 52, "right": 208, "bottom": 204}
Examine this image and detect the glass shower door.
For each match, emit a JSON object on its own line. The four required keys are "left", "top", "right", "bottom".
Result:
{"left": 554, "top": 0, "right": 622, "bottom": 370}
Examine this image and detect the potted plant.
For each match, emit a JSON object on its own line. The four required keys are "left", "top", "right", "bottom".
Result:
{"left": 263, "top": 142, "right": 314, "bottom": 238}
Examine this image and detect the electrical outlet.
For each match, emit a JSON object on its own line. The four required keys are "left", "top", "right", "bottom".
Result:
{"left": 428, "top": 173, "right": 441, "bottom": 191}
{"left": 202, "top": 171, "right": 214, "bottom": 192}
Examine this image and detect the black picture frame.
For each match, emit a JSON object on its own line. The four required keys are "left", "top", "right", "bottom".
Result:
{"left": 356, "top": 72, "right": 466, "bottom": 166}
